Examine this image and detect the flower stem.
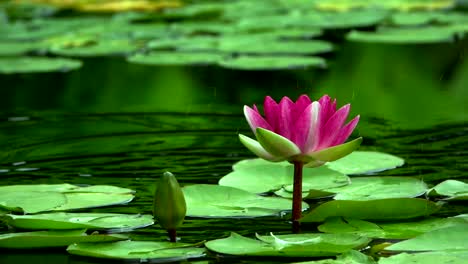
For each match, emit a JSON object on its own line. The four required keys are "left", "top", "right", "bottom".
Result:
{"left": 168, "top": 229, "right": 177, "bottom": 242}
{"left": 292, "top": 161, "right": 303, "bottom": 233}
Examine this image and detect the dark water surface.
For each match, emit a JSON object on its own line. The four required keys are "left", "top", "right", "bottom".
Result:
{"left": 0, "top": 42, "right": 467, "bottom": 263}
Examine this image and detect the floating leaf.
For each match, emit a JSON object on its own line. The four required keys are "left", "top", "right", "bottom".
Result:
{"left": 219, "top": 55, "right": 326, "bottom": 70}
{"left": 0, "top": 56, "right": 82, "bottom": 74}
{"left": 313, "top": 0, "right": 456, "bottom": 11}
{"left": 386, "top": 224, "right": 468, "bottom": 251}
{"left": 0, "top": 41, "right": 46, "bottom": 56}
{"left": 50, "top": 39, "right": 138, "bottom": 57}
{"left": 0, "top": 184, "right": 134, "bottom": 214}
{"left": 128, "top": 51, "right": 223, "bottom": 66}
{"left": 379, "top": 250, "right": 468, "bottom": 264}
{"left": 347, "top": 27, "right": 455, "bottom": 44}
{"left": 330, "top": 176, "right": 426, "bottom": 200}
{"left": 318, "top": 216, "right": 468, "bottom": 239}
{"left": 67, "top": 240, "right": 205, "bottom": 261}
{"left": 147, "top": 36, "right": 219, "bottom": 51}
{"left": 219, "top": 163, "right": 349, "bottom": 194}
{"left": 325, "top": 151, "right": 405, "bottom": 175}
{"left": 4, "top": 212, "right": 153, "bottom": 230}
{"left": 205, "top": 232, "right": 370, "bottom": 257}
{"left": 218, "top": 38, "right": 333, "bottom": 55}
{"left": 0, "top": 229, "right": 127, "bottom": 249}
{"left": 301, "top": 198, "right": 440, "bottom": 222}
{"left": 428, "top": 180, "right": 468, "bottom": 200}
{"left": 292, "top": 250, "right": 377, "bottom": 264}
{"left": 182, "top": 184, "right": 308, "bottom": 217}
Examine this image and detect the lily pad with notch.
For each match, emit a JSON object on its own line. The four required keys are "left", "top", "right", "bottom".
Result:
{"left": 67, "top": 240, "right": 205, "bottom": 261}
{"left": 182, "top": 184, "right": 308, "bottom": 218}
{"left": 0, "top": 229, "right": 127, "bottom": 249}
{"left": 219, "top": 164, "right": 349, "bottom": 194}
{"left": 3, "top": 212, "right": 154, "bottom": 231}
{"left": 427, "top": 179, "right": 468, "bottom": 200}
{"left": 205, "top": 232, "right": 371, "bottom": 257}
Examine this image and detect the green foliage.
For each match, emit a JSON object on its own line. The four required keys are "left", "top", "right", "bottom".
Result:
{"left": 428, "top": 180, "right": 468, "bottom": 200}
{"left": 0, "top": 56, "right": 82, "bottom": 74}
{"left": 379, "top": 250, "right": 468, "bottom": 264}
{"left": 325, "top": 151, "right": 405, "bottom": 175}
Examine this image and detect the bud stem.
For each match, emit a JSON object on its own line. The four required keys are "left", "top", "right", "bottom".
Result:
{"left": 168, "top": 229, "right": 177, "bottom": 242}
{"left": 292, "top": 161, "right": 303, "bottom": 233}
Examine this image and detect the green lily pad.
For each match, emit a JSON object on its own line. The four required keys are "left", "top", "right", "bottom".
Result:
{"left": 127, "top": 51, "right": 223, "bottom": 66}
{"left": 50, "top": 39, "right": 138, "bottom": 57}
{"left": 277, "top": 176, "right": 426, "bottom": 200}
{"left": 67, "top": 240, "right": 205, "bottom": 261}
{"left": 0, "top": 56, "right": 82, "bottom": 74}
{"left": 329, "top": 176, "right": 427, "bottom": 200}
{"left": 218, "top": 38, "right": 333, "bottom": 55}
{"left": 318, "top": 216, "right": 468, "bottom": 239}
{"left": 219, "top": 55, "right": 326, "bottom": 70}
{"left": 182, "top": 184, "right": 308, "bottom": 217}
{"left": 0, "top": 184, "right": 134, "bottom": 214}
{"left": 219, "top": 163, "right": 350, "bottom": 194}
{"left": 379, "top": 251, "right": 468, "bottom": 264}
{"left": 4, "top": 212, "right": 153, "bottom": 230}
{"left": 346, "top": 27, "right": 455, "bottom": 44}
{"left": 205, "top": 232, "right": 370, "bottom": 257}
{"left": 428, "top": 180, "right": 468, "bottom": 200}
{"left": 386, "top": 224, "right": 468, "bottom": 252}
{"left": 301, "top": 198, "right": 440, "bottom": 222}
{"left": 313, "top": 0, "right": 455, "bottom": 11}
{"left": 0, "top": 41, "right": 46, "bottom": 56}
{"left": 325, "top": 151, "right": 405, "bottom": 175}
{"left": 292, "top": 250, "right": 376, "bottom": 264}
{"left": 0, "top": 229, "right": 127, "bottom": 249}
{"left": 147, "top": 36, "right": 219, "bottom": 51}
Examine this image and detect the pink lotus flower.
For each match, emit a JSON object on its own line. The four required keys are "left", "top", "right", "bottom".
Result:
{"left": 239, "top": 94, "right": 362, "bottom": 167}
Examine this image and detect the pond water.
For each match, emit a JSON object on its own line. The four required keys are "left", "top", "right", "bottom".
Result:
{"left": 1, "top": 39, "right": 467, "bottom": 263}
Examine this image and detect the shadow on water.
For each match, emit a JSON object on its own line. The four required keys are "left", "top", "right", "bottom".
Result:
{"left": 0, "top": 40, "right": 467, "bottom": 263}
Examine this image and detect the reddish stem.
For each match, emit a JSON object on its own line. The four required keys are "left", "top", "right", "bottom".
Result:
{"left": 292, "top": 161, "right": 303, "bottom": 233}
{"left": 168, "top": 229, "right": 177, "bottom": 242}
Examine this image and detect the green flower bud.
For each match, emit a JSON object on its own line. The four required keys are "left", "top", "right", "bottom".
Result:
{"left": 153, "top": 172, "right": 186, "bottom": 232}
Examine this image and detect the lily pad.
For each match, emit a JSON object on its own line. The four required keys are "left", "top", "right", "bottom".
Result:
{"left": 292, "top": 250, "right": 376, "bottom": 264}
{"left": 427, "top": 180, "right": 468, "bottom": 200}
{"left": 219, "top": 55, "right": 326, "bottom": 70}
{"left": 379, "top": 251, "right": 468, "bottom": 264}
{"left": 318, "top": 216, "right": 468, "bottom": 239}
{"left": 182, "top": 184, "right": 308, "bottom": 217}
{"left": 218, "top": 38, "right": 333, "bottom": 55}
{"left": 386, "top": 224, "right": 468, "bottom": 252}
{"left": 325, "top": 151, "right": 405, "bottom": 175}
{"left": 0, "top": 56, "right": 82, "bottom": 74}
{"left": 0, "top": 41, "right": 46, "bottom": 56}
{"left": 127, "top": 51, "right": 223, "bottom": 66}
{"left": 67, "top": 240, "right": 205, "bottom": 261}
{"left": 0, "top": 229, "right": 127, "bottom": 249}
{"left": 346, "top": 27, "right": 455, "bottom": 44}
{"left": 4, "top": 212, "right": 153, "bottom": 230}
{"left": 219, "top": 164, "right": 350, "bottom": 194}
{"left": 301, "top": 198, "right": 440, "bottom": 222}
{"left": 0, "top": 184, "right": 134, "bottom": 214}
{"left": 50, "top": 39, "right": 138, "bottom": 57}
{"left": 205, "top": 232, "right": 370, "bottom": 257}
{"left": 329, "top": 176, "right": 426, "bottom": 200}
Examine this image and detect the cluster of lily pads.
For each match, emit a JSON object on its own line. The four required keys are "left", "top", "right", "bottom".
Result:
{"left": 1, "top": 150, "right": 467, "bottom": 263}
{"left": 1, "top": 0, "right": 468, "bottom": 73}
